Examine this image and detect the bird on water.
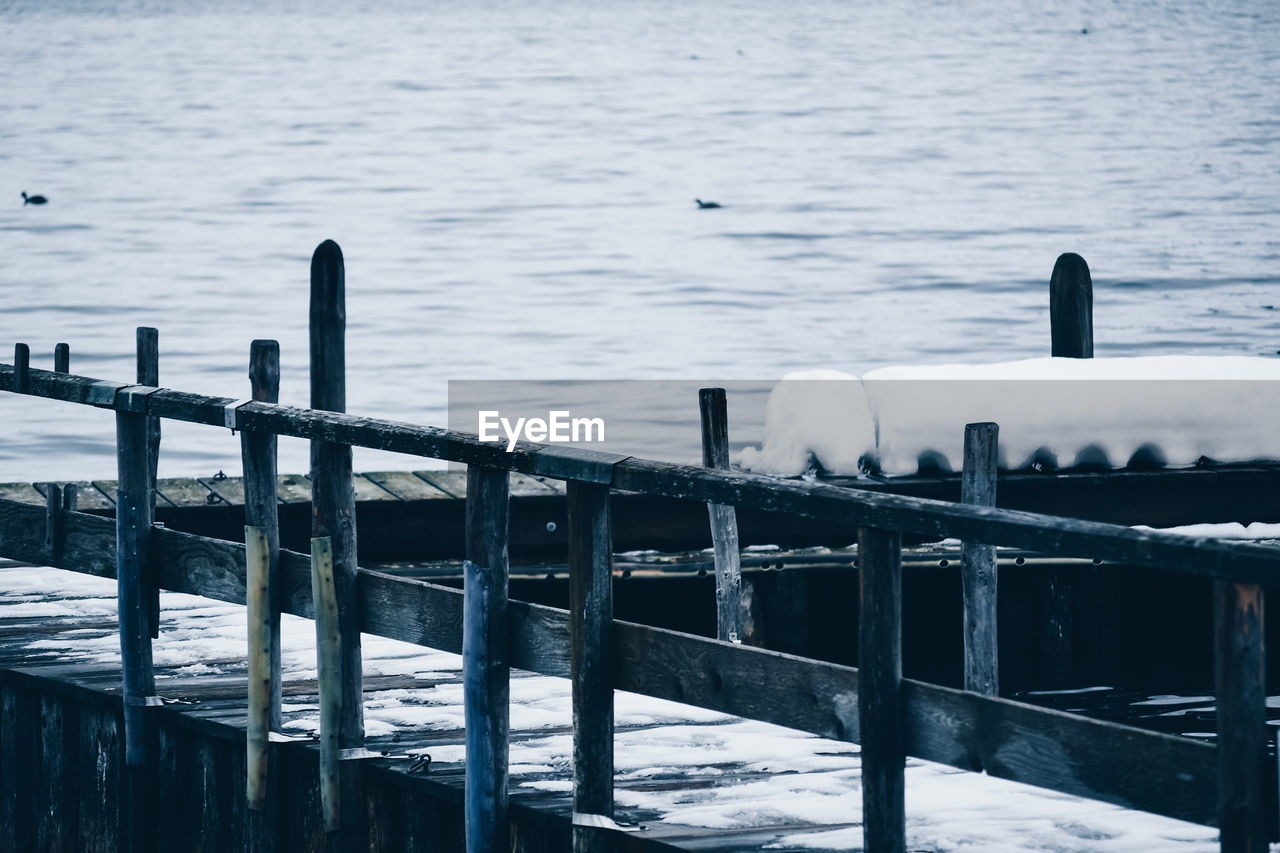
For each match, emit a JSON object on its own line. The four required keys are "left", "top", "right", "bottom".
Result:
{"left": 21, "top": 192, "right": 48, "bottom": 205}
{"left": 695, "top": 199, "right": 722, "bottom": 209}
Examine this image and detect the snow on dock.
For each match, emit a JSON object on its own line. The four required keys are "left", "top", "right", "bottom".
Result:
{"left": 0, "top": 564, "right": 1221, "bottom": 852}
{"left": 740, "top": 356, "right": 1280, "bottom": 477}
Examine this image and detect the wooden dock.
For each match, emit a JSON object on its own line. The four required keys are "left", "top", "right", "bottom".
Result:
{"left": 0, "top": 563, "right": 1221, "bottom": 852}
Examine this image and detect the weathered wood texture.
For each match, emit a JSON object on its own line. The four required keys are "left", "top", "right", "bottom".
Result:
{"left": 464, "top": 467, "right": 511, "bottom": 853}
{"left": 309, "top": 241, "right": 362, "bottom": 753}
{"left": 13, "top": 343, "right": 28, "bottom": 393}
{"left": 1215, "top": 581, "right": 1267, "bottom": 852}
{"left": 858, "top": 527, "right": 905, "bottom": 853}
{"left": 54, "top": 342, "right": 70, "bottom": 374}
{"left": 311, "top": 536, "right": 343, "bottom": 833}
{"left": 246, "top": 525, "right": 272, "bottom": 812}
{"left": 242, "top": 340, "right": 283, "bottom": 730}
{"left": 1049, "top": 252, "right": 1093, "bottom": 358}
{"left": 0, "top": 494, "right": 1227, "bottom": 827}
{"left": 137, "top": 326, "right": 162, "bottom": 639}
{"left": 960, "top": 422, "right": 998, "bottom": 695}
{"left": 5, "top": 361, "right": 1280, "bottom": 578}
{"left": 116, "top": 408, "right": 157, "bottom": 853}
{"left": 568, "top": 482, "right": 614, "bottom": 853}
{"left": 699, "top": 388, "right": 744, "bottom": 644}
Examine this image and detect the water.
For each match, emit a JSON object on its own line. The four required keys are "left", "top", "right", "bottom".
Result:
{"left": 2, "top": 0, "right": 1279, "bottom": 480}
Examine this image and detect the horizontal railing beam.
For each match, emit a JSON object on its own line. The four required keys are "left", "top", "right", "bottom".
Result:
{"left": 3, "top": 365, "right": 1279, "bottom": 582}
{"left": 0, "top": 496, "right": 1218, "bottom": 826}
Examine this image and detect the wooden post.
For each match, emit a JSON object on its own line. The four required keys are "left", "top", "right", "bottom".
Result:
{"left": 311, "top": 536, "right": 343, "bottom": 833}
{"left": 245, "top": 525, "right": 271, "bottom": 812}
{"left": 858, "top": 526, "right": 904, "bottom": 853}
{"left": 137, "top": 327, "right": 161, "bottom": 639}
{"left": 309, "top": 240, "right": 365, "bottom": 848}
{"left": 53, "top": 343, "right": 69, "bottom": 374}
{"left": 1049, "top": 252, "right": 1093, "bottom": 358}
{"left": 44, "top": 483, "right": 65, "bottom": 563}
{"left": 117, "top": 406, "right": 157, "bottom": 853}
{"left": 13, "top": 344, "right": 28, "bottom": 393}
{"left": 961, "top": 422, "right": 999, "bottom": 695}
{"left": 242, "top": 341, "right": 281, "bottom": 853}
{"left": 309, "top": 239, "right": 362, "bottom": 746}
{"left": 1215, "top": 580, "right": 1266, "bottom": 852}
{"left": 699, "top": 388, "right": 744, "bottom": 644}
{"left": 242, "top": 340, "right": 282, "bottom": 729}
{"left": 568, "top": 481, "right": 614, "bottom": 853}
{"left": 464, "top": 467, "right": 510, "bottom": 853}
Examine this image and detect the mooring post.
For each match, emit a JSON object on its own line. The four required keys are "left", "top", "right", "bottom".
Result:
{"left": 1049, "top": 252, "right": 1093, "bottom": 358}
{"left": 136, "top": 327, "right": 161, "bottom": 639}
{"left": 13, "top": 344, "right": 28, "bottom": 393}
{"left": 961, "top": 422, "right": 999, "bottom": 695}
{"left": 568, "top": 481, "right": 614, "bottom": 853}
{"left": 464, "top": 467, "right": 511, "bottom": 853}
{"left": 117, "top": 402, "right": 157, "bottom": 853}
{"left": 309, "top": 239, "right": 365, "bottom": 847}
{"left": 859, "top": 526, "right": 905, "bottom": 853}
{"left": 311, "top": 536, "right": 343, "bottom": 833}
{"left": 1043, "top": 253, "right": 1092, "bottom": 685}
{"left": 53, "top": 342, "right": 69, "bottom": 374}
{"left": 699, "top": 388, "right": 745, "bottom": 644}
{"left": 1214, "top": 580, "right": 1267, "bottom": 852}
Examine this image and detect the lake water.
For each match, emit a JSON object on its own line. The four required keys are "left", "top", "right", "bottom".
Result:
{"left": 2, "top": 0, "right": 1279, "bottom": 480}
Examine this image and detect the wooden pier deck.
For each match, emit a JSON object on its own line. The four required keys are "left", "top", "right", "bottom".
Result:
{"left": 0, "top": 563, "right": 1220, "bottom": 852}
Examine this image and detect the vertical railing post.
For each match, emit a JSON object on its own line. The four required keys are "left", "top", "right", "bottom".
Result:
{"left": 464, "top": 466, "right": 511, "bottom": 853}
{"left": 1215, "top": 580, "right": 1266, "bottom": 852}
{"left": 53, "top": 342, "right": 70, "bottom": 374}
{"left": 243, "top": 340, "right": 281, "bottom": 851}
{"left": 311, "top": 536, "right": 343, "bottom": 834}
{"left": 568, "top": 481, "right": 614, "bottom": 853}
{"left": 13, "top": 344, "right": 28, "bottom": 393}
{"left": 117, "top": 401, "right": 157, "bottom": 853}
{"left": 699, "top": 388, "right": 744, "bottom": 644}
{"left": 243, "top": 340, "right": 282, "bottom": 729}
{"left": 858, "top": 526, "right": 904, "bottom": 853}
{"left": 961, "top": 422, "right": 999, "bottom": 695}
{"left": 136, "top": 327, "right": 161, "bottom": 639}
{"left": 309, "top": 239, "right": 365, "bottom": 845}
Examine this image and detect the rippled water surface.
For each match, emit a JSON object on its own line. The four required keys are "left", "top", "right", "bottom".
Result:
{"left": 2, "top": 0, "right": 1278, "bottom": 478}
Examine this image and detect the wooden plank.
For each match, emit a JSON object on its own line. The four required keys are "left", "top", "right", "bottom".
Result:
{"left": 352, "top": 472, "right": 399, "bottom": 502}
{"left": 901, "top": 679, "right": 1217, "bottom": 826}
{"left": 116, "top": 408, "right": 157, "bottom": 853}
{"left": 858, "top": 527, "right": 904, "bottom": 853}
{"left": 39, "top": 692, "right": 78, "bottom": 853}
{"left": 79, "top": 705, "right": 121, "bottom": 853}
{"left": 699, "top": 388, "right": 744, "bottom": 644}
{"left": 0, "top": 481, "right": 46, "bottom": 505}
{"left": 362, "top": 470, "right": 453, "bottom": 501}
{"left": 1049, "top": 252, "right": 1093, "bottom": 358}
{"left": 568, "top": 481, "right": 613, "bottom": 853}
{"left": 1215, "top": 580, "right": 1267, "bottom": 851}
{"left": 154, "top": 478, "right": 218, "bottom": 508}
{"left": 464, "top": 466, "right": 511, "bottom": 853}
{"left": 960, "top": 422, "right": 998, "bottom": 695}
{"left": 245, "top": 525, "right": 271, "bottom": 813}
{"left": 0, "top": 685, "right": 37, "bottom": 852}
{"left": 275, "top": 475, "right": 311, "bottom": 504}
{"left": 414, "top": 470, "right": 467, "bottom": 498}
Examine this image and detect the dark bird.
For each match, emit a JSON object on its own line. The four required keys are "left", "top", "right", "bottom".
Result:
{"left": 695, "top": 199, "right": 722, "bottom": 209}
{"left": 21, "top": 192, "right": 48, "bottom": 206}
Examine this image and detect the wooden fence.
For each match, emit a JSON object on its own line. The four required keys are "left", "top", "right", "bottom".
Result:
{"left": 1, "top": 246, "right": 1276, "bottom": 853}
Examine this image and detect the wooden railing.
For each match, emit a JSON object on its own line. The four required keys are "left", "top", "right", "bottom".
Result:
{"left": 2, "top": 351, "right": 1276, "bottom": 852}
{"left": 0, "top": 247, "right": 1274, "bottom": 853}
